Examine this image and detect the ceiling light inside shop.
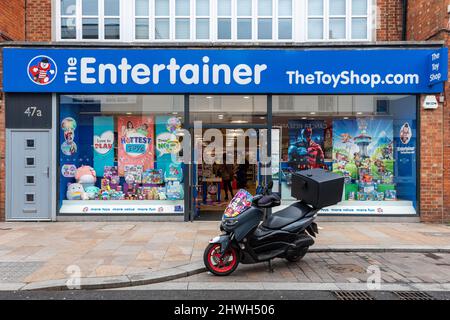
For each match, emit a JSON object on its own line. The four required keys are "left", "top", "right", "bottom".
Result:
{"left": 206, "top": 96, "right": 213, "bottom": 99}
{"left": 310, "top": 112, "right": 316, "bottom": 115}
{"left": 356, "top": 112, "right": 363, "bottom": 115}
{"left": 243, "top": 96, "right": 250, "bottom": 99}
{"left": 126, "top": 112, "right": 133, "bottom": 115}
{"left": 231, "top": 120, "right": 249, "bottom": 124}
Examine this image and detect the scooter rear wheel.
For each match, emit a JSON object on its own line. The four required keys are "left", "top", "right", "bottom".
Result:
{"left": 285, "top": 247, "right": 309, "bottom": 262}
{"left": 204, "top": 243, "right": 240, "bottom": 276}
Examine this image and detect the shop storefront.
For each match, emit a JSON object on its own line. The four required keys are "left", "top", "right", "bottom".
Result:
{"left": 2, "top": 45, "right": 447, "bottom": 221}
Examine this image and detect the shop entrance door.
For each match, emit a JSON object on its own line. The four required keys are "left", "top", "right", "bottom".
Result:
{"left": 190, "top": 127, "right": 263, "bottom": 220}
{"left": 6, "top": 130, "right": 52, "bottom": 221}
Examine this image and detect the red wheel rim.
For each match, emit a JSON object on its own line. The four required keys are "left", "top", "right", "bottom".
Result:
{"left": 207, "top": 244, "right": 237, "bottom": 273}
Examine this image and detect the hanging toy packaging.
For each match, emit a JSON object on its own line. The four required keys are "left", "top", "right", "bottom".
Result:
{"left": 142, "top": 169, "right": 164, "bottom": 185}
{"left": 166, "top": 181, "right": 184, "bottom": 200}
{"left": 164, "top": 163, "right": 183, "bottom": 182}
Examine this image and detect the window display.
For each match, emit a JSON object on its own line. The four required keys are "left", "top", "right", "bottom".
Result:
{"left": 58, "top": 95, "right": 185, "bottom": 215}
{"left": 273, "top": 95, "right": 417, "bottom": 215}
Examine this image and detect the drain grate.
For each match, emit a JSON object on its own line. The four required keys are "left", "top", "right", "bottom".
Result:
{"left": 333, "top": 291, "right": 375, "bottom": 301}
{"left": 394, "top": 291, "right": 435, "bottom": 301}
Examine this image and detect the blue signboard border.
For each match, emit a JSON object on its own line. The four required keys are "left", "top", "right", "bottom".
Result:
{"left": 2, "top": 47, "right": 447, "bottom": 94}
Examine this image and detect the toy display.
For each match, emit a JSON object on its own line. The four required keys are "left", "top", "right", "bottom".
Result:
{"left": 75, "top": 165, "right": 97, "bottom": 189}
{"left": 66, "top": 183, "right": 85, "bottom": 200}
{"left": 385, "top": 190, "right": 397, "bottom": 201}
{"left": 66, "top": 162, "right": 183, "bottom": 202}
{"left": 124, "top": 165, "right": 143, "bottom": 184}
{"left": 85, "top": 186, "right": 100, "bottom": 200}
{"left": 164, "top": 163, "right": 183, "bottom": 182}
{"left": 166, "top": 181, "right": 184, "bottom": 200}
{"left": 142, "top": 169, "right": 164, "bottom": 185}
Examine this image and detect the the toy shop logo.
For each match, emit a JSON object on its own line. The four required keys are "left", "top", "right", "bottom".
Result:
{"left": 27, "top": 55, "right": 57, "bottom": 85}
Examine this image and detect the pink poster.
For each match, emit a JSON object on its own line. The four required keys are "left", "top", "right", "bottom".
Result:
{"left": 118, "top": 116, "right": 154, "bottom": 176}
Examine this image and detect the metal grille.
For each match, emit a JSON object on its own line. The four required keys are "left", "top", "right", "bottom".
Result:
{"left": 394, "top": 291, "right": 435, "bottom": 301}
{"left": 333, "top": 291, "right": 375, "bottom": 301}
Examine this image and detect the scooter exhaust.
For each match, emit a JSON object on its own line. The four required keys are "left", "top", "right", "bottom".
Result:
{"left": 291, "top": 234, "right": 315, "bottom": 249}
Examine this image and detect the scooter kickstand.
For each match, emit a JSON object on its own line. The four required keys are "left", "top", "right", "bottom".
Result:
{"left": 267, "top": 259, "right": 274, "bottom": 273}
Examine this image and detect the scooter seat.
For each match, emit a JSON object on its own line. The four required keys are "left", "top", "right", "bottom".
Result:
{"left": 262, "top": 202, "right": 313, "bottom": 230}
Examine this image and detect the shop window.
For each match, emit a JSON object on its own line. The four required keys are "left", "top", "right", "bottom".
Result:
{"left": 155, "top": 0, "right": 170, "bottom": 39}
{"left": 272, "top": 95, "right": 417, "bottom": 215}
{"left": 58, "top": 95, "right": 185, "bottom": 215}
{"left": 278, "top": 0, "right": 293, "bottom": 40}
{"left": 196, "top": 0, "right": 210, "bottom": 39}
{"left": 61, "top": 0, "right": 77, "bottom": 39}
{"left": 57, "top": 0, "right": 372, "bottom": 42}
{"left": 307, "top": 0, "right": 370, "bottom": 41}
{"left": 135, "top": 0, "right": 150, "bottom": 39}
{"left": 175, "top": 0, "right": 191, "bottom": 39}
{"left": 258, "top": 0, "right": 273, "bottom": 40}
{"left": 58, "top": 0, "right": 121, "bottom": 40}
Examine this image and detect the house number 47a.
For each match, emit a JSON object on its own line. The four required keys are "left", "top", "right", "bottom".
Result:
{"left": 24, "top": 106, "right": 42, "bottom": 117}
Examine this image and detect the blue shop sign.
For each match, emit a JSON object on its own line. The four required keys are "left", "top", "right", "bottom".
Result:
{"left": 429, "top": 49, "right": 448, "bottom": 86}
{"left": 2, "top": 47, "right": 447, "bottom": 94}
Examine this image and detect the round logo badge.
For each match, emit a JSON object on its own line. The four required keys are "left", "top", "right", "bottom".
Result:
{"left": 27, "top": 55, "right": 57, "bottom": 85}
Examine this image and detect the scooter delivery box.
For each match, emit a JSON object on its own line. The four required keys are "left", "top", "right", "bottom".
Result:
{"left": 291, "top": 169, "right": 344, "bottom": 208}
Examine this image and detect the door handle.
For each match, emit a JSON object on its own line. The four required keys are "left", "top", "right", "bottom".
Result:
{"left": 44, "top": 167, "right": 49, "bottom": 178}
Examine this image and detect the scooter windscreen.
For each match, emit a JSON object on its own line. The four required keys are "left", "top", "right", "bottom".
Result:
{"left": 223, "top": 189, "right": 253, "bottom": 218}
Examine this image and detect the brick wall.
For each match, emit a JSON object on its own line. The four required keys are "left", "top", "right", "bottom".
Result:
{"left": 406, "top": 0, "right": 450, "bottom": 223}
{"left": 0, "top": 0, "right": 24, "bottom": 220}
{"left": 25, "top": 0, "right": 52, "bottom": 42}
{"left": 406, "top": 0, "right": 448, "bottom": 42}
{"left": 376, "top": 0, "right": 404, "bottom": 41}
{"left": 0, "top": 0, "right": 25, "bottom": 41}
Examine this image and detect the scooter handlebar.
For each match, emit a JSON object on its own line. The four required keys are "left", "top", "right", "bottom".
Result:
{"left": 252, "top": 193, "right": 281, "bottom": 208}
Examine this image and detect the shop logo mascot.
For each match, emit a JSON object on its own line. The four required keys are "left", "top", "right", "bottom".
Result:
{"left": 28, "top": 55, "right": 57, "bottom": 85}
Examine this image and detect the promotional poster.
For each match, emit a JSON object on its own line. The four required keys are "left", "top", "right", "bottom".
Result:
{"left": 117, "top": 116, "right": 154, "bottom": 176}
{"left": 93, "top": 116, "right": 114, "bottom": 176}
{"left": 288, "top": 120, "right": 326, "bottom": 170}
{"left": 332, "top": 118, "right": 394, "bottom": 180}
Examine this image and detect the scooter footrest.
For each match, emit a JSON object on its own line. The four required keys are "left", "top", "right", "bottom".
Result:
{"left": 256, "top": 248, "right": 286, "bottom": 262}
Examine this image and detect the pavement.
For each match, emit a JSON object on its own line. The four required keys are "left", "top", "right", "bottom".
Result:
{"left": 0, "top": 221, "right": 450, "bottom": 291}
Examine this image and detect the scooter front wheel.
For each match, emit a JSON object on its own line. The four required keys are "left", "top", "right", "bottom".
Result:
{"left": 204, "top": 243, "right": 240, "bottom": 276}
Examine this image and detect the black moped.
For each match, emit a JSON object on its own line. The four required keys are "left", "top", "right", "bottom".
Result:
{"left": 203, "top": 169, "right": 344, "bottom": 276}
